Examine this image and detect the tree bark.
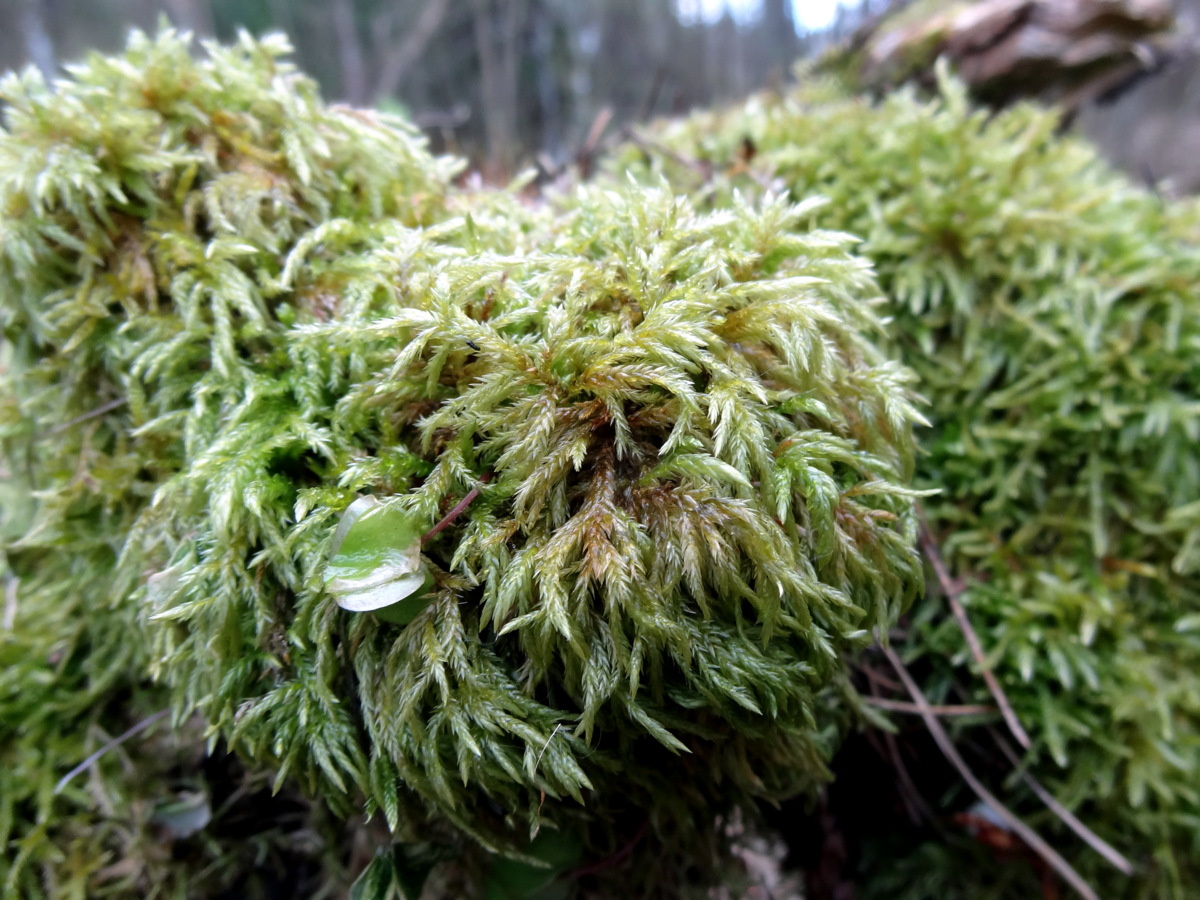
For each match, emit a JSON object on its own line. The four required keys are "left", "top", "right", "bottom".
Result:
{"left": 471, "top": 0, "right": 527, "bottom": 177}
{"left": 331, "top": 0, "right": 368, "bottom": 106}
{"left": 372, "top": 0, "right": 453, "bottom": 103}
{"left": 163, "top": 0, "right": 216, "bottom": 37}
{"left": 18, "top": 0, "right": 56, "bottom": 78}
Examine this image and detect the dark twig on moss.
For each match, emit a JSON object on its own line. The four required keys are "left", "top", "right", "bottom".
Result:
{"left": 568, "top": 819, "right": 649, "bottom": 881}
{"left": 988, "top": 727, "right": 1134, "bottom": 876}
{"left": 860, "top": 663, "right": 903, "bottom": 692}
{"left": 865, "top": 697, "right": 996, "bottom": 716}
{"left": 865, "top": 678, "right": 933, "bottom": 826}
{"left": 46, "top": 397, "right": 128, "bottom": 436}
{"left": 421, "top": 471, "right": 493, "bottom": 544}
{"left": 54, "top": 708, "right": 171, "bottom": 794}
{"left": 881, "top": 643, "right": 1099, "bottom": 900}
{"left": 625, "top": 127, "right": 712, "bottom": 178}
{"left": 917, "top": 509, "right": 1031, "bottom": 750}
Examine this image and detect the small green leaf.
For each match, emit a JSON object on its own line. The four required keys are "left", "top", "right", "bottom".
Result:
{"left": 485, "top": 829, "right": 582, "bottom": 900}
{"left": 325, "top": 496, "right": 432, "bottom": 618}
{"left": 1174, "top": 614, "right": 1200, "bottom": 633}
{"left": 145, "top": 561, "right": 188, "bottom": 609}
{"left": 151, "top": 790, "right": 211, "bottom": 840}
{"left": 350, "top": 851, "right": 398, "bottom": 900}
{"left": 351, "top": 844, "right": 444, "bottom": 900}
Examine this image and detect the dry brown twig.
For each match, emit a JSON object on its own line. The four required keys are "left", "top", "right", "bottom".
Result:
{"left": 55, "top": 708, "right": 171, "bottom": 795}
{"left": 47, "top": 397, "right": 128, "bottom": 436}
{"left": 917, "top": 507, "right": 1031, "bottom": 749}
{"left": 421, "top": 471, "right": 493, "bottom": 545}
{"left": 880, "top": 643, "right": 1099, "bottom": 900}
{"left": 625, "top": 127, "right": 712, "bottom": 178}
{"left": 575, "top": 106, "right": 615, "bottom": 180}
{"left": 864, "top": 697, "right": 996, "bottom": 716}
{"left": 988, "top": 727, "right": 1134, "bottom": 876}
{"left": 864, "top": 677, "right": 934, "bottom": 826}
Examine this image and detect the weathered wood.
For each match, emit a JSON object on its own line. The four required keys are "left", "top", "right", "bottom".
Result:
{"left": 851, "top": 0, "right": 1173, "bottom": 104}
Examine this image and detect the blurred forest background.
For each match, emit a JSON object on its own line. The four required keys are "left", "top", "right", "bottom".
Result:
{"left": 8, "top": 0, "right": 1200, "bottom": 185}
{"left": 10, "top": 0, "right": 1200, "bottom": 189}
{"left": 3, "top": 0, "right": 889, "bottom": 176}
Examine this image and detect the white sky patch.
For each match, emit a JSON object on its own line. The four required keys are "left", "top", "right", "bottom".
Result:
{"left": 676, "top": 0, "right": 849, "bottom": 31}
{"left": 792, "top": 0, "right": 846, "bottom": 30}
{"left": 676, "top": 0, "right": 762, "bottom": 25}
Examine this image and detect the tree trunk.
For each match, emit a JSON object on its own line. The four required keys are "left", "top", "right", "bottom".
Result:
{"left": 331, "top": 0, "right": 367, "bottom": 106}
{"left": 372, "top": 0, "right": 453, "bottom": 103}
{"left": 163, "top": 0, "right": 215, "bottom": 37}
{"left": 18, "top": 0, "right": 55, "bottom": 77}
{"left": 472, "top": 0, "right": 527, "bottom": 178}
{"left": 761, "top": 0, "right": 797, "bottom": 78}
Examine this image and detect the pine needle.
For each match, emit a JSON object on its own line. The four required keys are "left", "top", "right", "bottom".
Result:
{"left": 54, "top": 709, "right": 171, "bottom": 795}
{"left": 881, "top": 643, "right": 1099, "bottom": 900}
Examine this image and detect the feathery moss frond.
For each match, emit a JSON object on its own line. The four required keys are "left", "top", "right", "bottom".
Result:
{"left": 615, "top": 66, "right": 1200, "bottom": 897}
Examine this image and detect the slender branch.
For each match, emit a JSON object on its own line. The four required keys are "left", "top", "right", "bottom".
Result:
{"left": 586, "top": 105, "right": 614, "bottom": 149}
{"left": 576, "top": 106, "right": 614, "bottom": 179}
{"left": 634, "top": 67, "right": 666, "bottom": 124}
{"left": 421, "top": 472, "right": 493, "bottom": 544}
{"left": 918, "top": 511, "right": 1031, "bottom": 749}
{"left": 989, "top": 728, "right": 1134, "bottom": 876}
{"left": 625, "top": 127, "right": 712, "bottom": 178}
{"left": 329, "top": 0, "right": 367, "bottom": 106}
{"left": 372, "top": 0, "right": 452, "bottom": 102}
{"left": 55, "top": 708, "right": 171, "bottom": 794}
{"left": 568, "top": 819, "right": 649, "bottom": 880}
{"left": 47, "top": 397, "right": 128, "bottom": 436}
{"left": 859, "top": 663, "right": 903, "bottom": 692}
{"left": 880, "top": 643, "right": 1099, "bottom": 900}
{"left": 3, "top": 575, "right": 17, "bottom": 630}
{"left": 865, "top": 680, "right": 933, "bottom": 825}
{"left": 865, "top": 697, "right": 996, "bottom": 716}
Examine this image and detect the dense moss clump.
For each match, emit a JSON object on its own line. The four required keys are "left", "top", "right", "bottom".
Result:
{"left": 140, "top": 181, "right": 926, "bottom": 865}
{"left": 615, "top": 67, "right": 1200, "bottom": 897}
{"left": 1, "top": 32, "right": 926, "bottom": 898}
{"left": 0, "top": 28, "right": 454, "bottom": 899}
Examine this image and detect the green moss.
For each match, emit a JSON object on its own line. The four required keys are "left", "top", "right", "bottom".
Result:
{"left": 1, "top": 30, "right": 926, "bottom": 899}
{"left": 614, "top": 64, "right": 1200, "bottom": 898}
{"left": 139, "top": 179, "right": 926, "bottom": 865}
{"left": 0, "top": 27, "right": 454, "bottom": 898}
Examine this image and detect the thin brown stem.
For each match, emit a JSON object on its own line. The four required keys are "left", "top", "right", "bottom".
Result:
{"left": 371, "top": 0, "right": 452, "bottom": 102}
{"left": 625, "top": 127, "right": 712, "bottom": 178}
{"left": 865, "top": 697, "right": 996, "bottom": 716}
{"left": 576, "top": 106, "right": 614, "bottom": 179}
{"left": 421, "top": 472, "right": 493, "bottom": 545}
{"left": 55, "top": 708, "right": 171, "bottom": 794}
{"left": 47, "top": 397, "right": 128, "bottom": 436}
{"left": 568, "top": 819, "right": 649, "bottom": 880}
{"left": 989, "top": 727, "right": 1134, "bottom": 876}
{"left": 881, "top": 644, "right": 1099, "bottom": 900}
{"left": 918, "top": 508, "right": 1031, "bottom": 749}
{"left": 859, "top": 663, "right": 903, "bottom": 692}
{"left": 865, "top": 678, "right": 932, "bottom": 825}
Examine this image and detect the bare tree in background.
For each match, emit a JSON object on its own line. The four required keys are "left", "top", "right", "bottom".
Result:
{"left": 162, "top": 0, "right": 214, "bottom": 37}
{"left": 471, "top": 0, "right": 527, "bottom": 176}
{"left": 761, "top": 0, "right": 798, "bottom": 80}
{"left": 17, "top": 0, "right": 56, "bottom": 76}
{"left": 331, "top": 0, "right": 368, "bottom": 106}
{"left": 0, "top": 0, "right": 827, "bottom": 173}
{"left": 371, "top": 0, "right": 453, "bottom": 104}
